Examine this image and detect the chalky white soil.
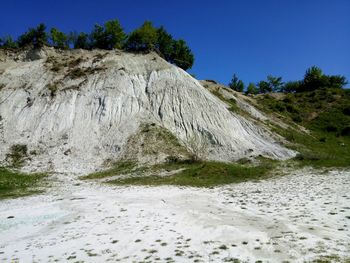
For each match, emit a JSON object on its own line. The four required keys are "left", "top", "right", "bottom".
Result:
{"left": 0, "top": 169, "right": 349, "bottom": 262}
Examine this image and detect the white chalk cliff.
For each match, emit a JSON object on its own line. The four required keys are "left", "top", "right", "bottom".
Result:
{"left": 0, "top": 47, "right": 295, "bottom": 173}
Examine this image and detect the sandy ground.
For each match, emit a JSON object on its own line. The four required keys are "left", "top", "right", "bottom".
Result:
{"left": 0, "top": 168, "right": 349, "bottom": 262}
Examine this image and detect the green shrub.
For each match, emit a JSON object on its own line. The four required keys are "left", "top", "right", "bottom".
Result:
{"left": 246, "top": 83, "right": 259, "bottom": 95}
{"left": 72, "top": 32, "right": 90, "bottom": 49}
{"left": 90, "top": 19, "right": 126, "bottom": 49}
{"left": 286, "top": 104, "right": 299, "bottom": 114}
{"left": 50, "top": 28, "right": 69, "bottom": 49}
{"left": 274, "top": 102, "right": 285, "bottom": 112}
{"left": 0, "top": 36, "right": 18, "bottom": 49}
{"left": 125, "top": 21, "right": 158, "bottom": 52}
{"left": 228, "top": 74, "right": 244, "bottom": 92}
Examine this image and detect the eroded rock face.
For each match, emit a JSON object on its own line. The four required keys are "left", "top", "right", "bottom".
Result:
{"left": 0, "top": 47, "right": 295, "bottom": 173}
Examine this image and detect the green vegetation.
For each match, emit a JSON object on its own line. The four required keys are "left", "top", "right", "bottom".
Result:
{"left": 228, "top": 73, "right": 244, "bottom": 92}
{"left": 258, "top": 88, "right": 350, "bottom": 132}
{"left": 0, "top": 167, "right": 47, "bottom": 200}
{"left": 125, "top": 21, "right": 158, "bottom": 52}
{"left": 17, "top": 23, "right": 47, "bottom": 48}
{"left": 0, "top": 35, "right": 17, "bottom": 49}
{"left": 50, "top": 27, "right": 69, "bottom": 49}
{"left": 300, "top": 66, "right": 347, "bottom": 92}
{"left": 80, "top": 161, "right": 137, "bottom": 180}
{"left": 72, "top": 32, "right": 90, "bottom": 49}
{"left": 0, "top": 20, "right": 194, "bottom": 70}
{"left": 90, "top": 19, "right": 126, "bottom": 50}
{"left": 246, "top": 82, "right": 259, "bottom": 95}
{"left": 125, "top": 21, "right": 194, "bottom": 70}
{"left": 257, "top": 75, "right": 283, "bottom": 93}
{"left": 245, "top": 66, "right": 347, "bottom": 94}
{"left": 106, "top": 161, "right": 272, "bottom": 187}
{"left": 200, "top": 81, "right": 349, "bottom": 169}
{"left": 81, "top": 124, "right": 274, "bottom": 188}
{"left": 1, "top": 145, "right": 48, "bottom": 199}
{"left": 274, "top": 125, "right": 350, "bottom": 167}
{"left": 282, "top": 80, "right": 302, "bottom": 93}
{"left": 171, "top": 39, "right": 194, "bottom": 71}
{"left": 156, "top": 26, "right": 174, "bottom": 61}
{"left": 256, "top": 88, "right": 350, "bottom": 167}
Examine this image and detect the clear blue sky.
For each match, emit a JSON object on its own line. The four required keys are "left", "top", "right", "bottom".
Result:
{"left": 1, "top": 0, "right": 349, "bottom": 85}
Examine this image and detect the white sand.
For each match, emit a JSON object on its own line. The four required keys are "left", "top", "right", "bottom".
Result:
{"left": 0, "top": 168, "right": 349, "bottom": 262}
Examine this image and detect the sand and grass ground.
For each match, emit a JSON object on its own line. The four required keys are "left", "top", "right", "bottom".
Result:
{"left": 0, "top": 166, "right": 349, "bottom": 262}
{"left": 1, "top": 114, "right": 349, "bottom": 262}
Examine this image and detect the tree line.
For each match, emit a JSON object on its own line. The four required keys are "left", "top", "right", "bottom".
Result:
{"left": 0, "top": 20, "right": 194, "bottom": 70}
{"left": 229, "top": 66, "right": 347, "bottom": 94}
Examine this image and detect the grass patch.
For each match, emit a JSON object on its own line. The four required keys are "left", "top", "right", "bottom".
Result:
{"left": 80, "top": 161, "right": 137, "bottom": 180}
{"left": 271, "top": 122, "right": 350, "bottom": 168}
{"left": 0, "top": 167, "right": 47, "bottom": 200}
{"left": 257, "top": 88, "right": 350, "bottom": 133}
{"left": 107, "top": 161, "right": 273, "bottom": 188}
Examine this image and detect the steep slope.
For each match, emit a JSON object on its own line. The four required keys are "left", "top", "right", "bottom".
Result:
{"left": 0, "top": 47, "right": 295, "bottom": 173}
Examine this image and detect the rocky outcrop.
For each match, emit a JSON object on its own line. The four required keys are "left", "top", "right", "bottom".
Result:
{"left": 0, "top": 47, "right": 295, "bottom": 173}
